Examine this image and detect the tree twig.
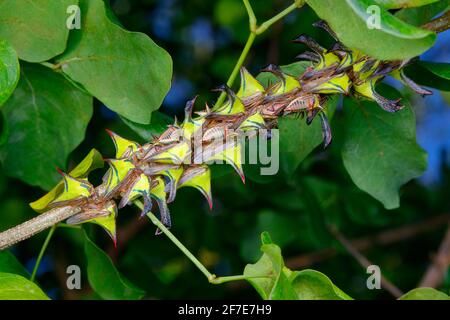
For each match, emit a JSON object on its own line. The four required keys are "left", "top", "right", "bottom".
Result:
{"left": 423, "top": 9, "right": 450, "bottom": 33}
{"left": 286, "top": 214, "right": 450, "bottom": 269}
{"left": 329, "top": 226, "right": 404, "bottom": 298}
{"left": 0, "top": 206, "right": 81, "bottom": 251}
{"left": 419, "top": 222, "right": 450, "bottom": 288}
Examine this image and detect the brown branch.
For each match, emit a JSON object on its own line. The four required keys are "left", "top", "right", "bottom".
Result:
{"left": 329, "top": 226, "right": 404, "bottom": 298}
{"left": 419, "top": 223, "right": 450, "bottom": 288}
{"left": 286, "top": 213, "right": 450, "bottom": 269}
{"left": 0, "top": 206, "right": 81, "bottom": 251}
{"left": 423, "top": 10, "right": 450, "bottom": 33}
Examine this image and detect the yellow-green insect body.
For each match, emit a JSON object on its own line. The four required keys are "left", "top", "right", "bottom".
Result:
{"left": 149, "top": 177, "right": 171, "bottom": 232}
{"left": 206, "top": 140, "right": 245, "bottom": 184}
{"left": 178, "top": 165, "right": 212, "bottom": 209}
{"left": 237, "top": 67, "right": 265, "bottom": 99}
{"left": 272, "top": 73, "right": 301, "bottom": 96}
{"left": 238, "top": 111, "right": 266, "bottom": 132}
{"left": 104, "top": 158, "right": 136, "bottom": 196}
{"left": 67, "top": 201, "right": 118, "bottom": 245}
{"left": 213, "top": 94, "right": 245, "bottom": 116}
{"left": 316, "top": 52, "right": 341, "bottom": 70}
{"left": 119, "top": 173, "right": 151, "bottom": 209}
{"left": 312, "top": 72, "right": 352, "bottom": 95}
{"left": 106, "top": 130, "right": 140, "bottom": 159}
{"left": 148, "top": 142, "right": 191, "bottom": 165}
{"left": 157, "top": 166, "right": 184, "bottom": 203}
{"left": 50, "top": 173, "right": 93, "bottom": 206}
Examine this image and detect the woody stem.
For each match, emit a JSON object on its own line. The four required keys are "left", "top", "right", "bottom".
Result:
{"left": 423, "top": 10, "right": 450, "bottom": 33}
{"left": 0, "top": 206, "right": 81, "bottom": 251}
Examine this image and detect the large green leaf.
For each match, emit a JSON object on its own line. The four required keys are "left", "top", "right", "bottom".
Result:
{"left": 244, "top": 234, "right": 297, "bottom": 300}
{"left": 0, "top": 39, "right": 19, "bottom": 107}
{"left": 299, "top": 177, "right": 337, "bottom": 247}
{"left": 418, "top": 61, "right": 450, "bottom": 80}
{"left": 84, "top": 231, "right": 145, "bottom": 300}
{"left": 306, "top": 0, "right": 436, "bottom": 60}
{"left": 399, "top": 288, "right": 450, "bottom": 300}
{"left": 404, "top": 62, "right": 450, "bottom": 91}
{"left": 395, "top": 0, "right": 449, "bottom": 26}
{"left": 121, "top": 112, "right": 173, "bottom": 141}
{"left": 0, "top": 64, "right": 93, "bottom": 190}
{"left": 341, "top": 87, "right": 427, "bottom": 209}
{"left": 375, "top": 0, "right": 439, "bottom": 9}
{"left": 289, "top": 269, "right": 352, "bottom": 300}
{"left": 0, "top": 273, "right": 49, "bottom": 300}
{"left": 56, "top": 0, "right": 172, "bottom": 124}
{"left": 0, "top": 0, "right": 76, "bottom": 62}
{"left": 0, "top": 251, "right": 30, "bottom": 278}
{"left": 244, "top": 232, "right": 350, "bottom": 300}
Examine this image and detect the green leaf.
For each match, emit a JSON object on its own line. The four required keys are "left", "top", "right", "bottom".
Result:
{"left": 341, "top": 86, "right": 427, "bottom": 209}
{"left": 29, "top": 149, "right": 104, "bottom": 212}
{"left": 306, "top": 0, "right": 436, "bottom": 60}
{"left": 289, "top": 269, "right": 352, "bottom": 300}
{"left": 0, "top": 251, "right": 30, "bottom": 278}
{"left": 56, "top": 0, "right": 172, "bottom": 124}
{"left": 244, "top": 232, "right": 351, "bottom": 300}
{"left": 395, "top": 0, "right": 449, "bottom": 26}
{"left": 260, "top": 231, "right": 273, "bottom": 245}
{"left": 375, "top": 0, "right": 439, "bottom": 9}
{"left": 404, "top": 62, "right": 450, "bottom": 91}
{"left": 0, "top": 0, "right": 77, "bottom": 62}
{"left": 0, "top": 39, "right": 19, "bottom": 108}
{"left": 0, "top": 64, "right": 93, "bottom": 190}
{"left": 418, "top": 61, "right": 450, "bottom": 80}
{"left": 244, "top": 242, "right": 297, "bottom": 300}
{"left": 84, "top": 231, "right": 145, "bottom": 300}
{"left": 399, "top": 288, "right": 450, "bottom": 300}
{"left": 299, "top": 177, "right": 337, "bottom": 247}
{"left": 121, "top": 112, "right": 173, "bottom": 141}
{"left": 0, "top": 273, "right": 49, "bottom": 300}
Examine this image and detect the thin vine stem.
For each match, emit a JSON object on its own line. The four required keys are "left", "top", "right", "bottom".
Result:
{"left": 133, "top": 200, "right": 269, "bottom": 284}
{"left": 213, "top": 0, "right": 305, "bottom": 109}
{"left": 210, "top": 274, "right": 269, "bottom": 284}
{"left": 133, "top": 200, "right": 216, "bottom": 281}
{"left": 214, "top": 32, "right": 256, "bottom": 108}
{"left": 30, "top": 224, "right": 57, "bottom": 282}
{"left": 256, "top": 0, "right": 305, "bottom": 35}
{"left": 57, "top": 223, "right": 81, "bottom": 230}
{"left": 242, "top": 0, "right": 257, "bottom": 32}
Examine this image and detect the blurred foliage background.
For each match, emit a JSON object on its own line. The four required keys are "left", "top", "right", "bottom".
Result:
{"left": 1, "top": 0, "right": 450, "bottom": 299}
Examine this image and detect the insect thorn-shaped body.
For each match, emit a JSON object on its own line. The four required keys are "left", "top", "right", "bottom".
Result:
{"left": 28, "top": 23, "right": 433, "bottom": 244}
